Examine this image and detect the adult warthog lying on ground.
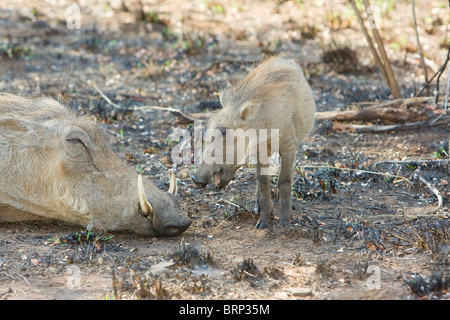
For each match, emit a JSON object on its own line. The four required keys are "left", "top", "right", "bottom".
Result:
{"left": 0, "top": 93, "right": 191, "bottom": 236}
{"left": 192, "top": 55, "right": 315, "bottom": 229}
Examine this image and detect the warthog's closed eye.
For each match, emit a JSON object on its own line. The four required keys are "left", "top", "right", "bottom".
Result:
{"left": 63, "top": 126, "right": 94, "bottom": 160}
{"left": 64, "top": 137, "right": 89, "bottom": 159}
{"left": 66, "top": 138, "right": 85, "bottom": 146}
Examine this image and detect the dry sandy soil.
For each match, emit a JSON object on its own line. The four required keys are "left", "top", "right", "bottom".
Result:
{"left": 0, "top": 0, "right": 449, "bottom": 301}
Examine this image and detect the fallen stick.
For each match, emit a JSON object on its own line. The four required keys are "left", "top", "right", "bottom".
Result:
{"left": 221, "top": 199, "right": 254, "bottom": 214}
{"left": 91, "top": 81, "right": 122, "bottom": 109}
{"left": 315, "top": 106, "right": 436, "bottom": 123}
{"left": 417, "top": 174, "right": 444, "bottom": 214}
{"left": 352, "top": 96, "right": 435, "bottom": 109}
{"left": 299, "top": 164, "right": 413, "bottom": 187}
{"left": 375, "top": 159, "right": 450, "bottom": 166}
{"left": 90, "top": 83, "right": 210, "bottom": 123}
{"left": 332, "top": 115, "right": 450, "bottom": 132}
{"left": 134, "top": 105, "right": 210, "bottom": 123}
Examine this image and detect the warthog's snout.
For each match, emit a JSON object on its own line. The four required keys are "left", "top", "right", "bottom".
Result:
{"left": 192, "top": 172, "right": 225, "bottom": 189}
{"left": 192, "top": 175, "right": 208, "bottom": 188}
{"left": 137, "top": 174, "right": 191, "bottom": 236}
{"left": 161, "top": 220, "right": 192, "bottom": 236}
{"left": 192, "top": 166, "right": 239, "bottom": 189}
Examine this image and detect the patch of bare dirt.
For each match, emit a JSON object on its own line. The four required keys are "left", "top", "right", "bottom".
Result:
{"left": 1, "top": 0, "right": 449, "bottom": 301}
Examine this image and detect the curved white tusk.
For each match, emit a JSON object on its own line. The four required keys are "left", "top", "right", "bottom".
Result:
{"left": 168, "top": 172, "right": 178, "bottom": 196}
{"left": 138, "top": 175, "right": 154, "bottom": 219}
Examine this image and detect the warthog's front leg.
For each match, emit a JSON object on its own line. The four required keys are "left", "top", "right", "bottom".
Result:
{"left": 254, "top": 162, "right": 273, "bottom": 229}
{"left": 278, "top": 149, "right": 295, "bottom": 227}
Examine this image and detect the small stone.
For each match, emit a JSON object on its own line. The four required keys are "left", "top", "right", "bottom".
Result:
{"left": 287, "top": 287, "right": 313, "bottom": 297}
{"left": 149, "top": 260, "right": 175, "bottom": 276}
{"left": 274, "top": 291, "right": 289, "bottom": 299}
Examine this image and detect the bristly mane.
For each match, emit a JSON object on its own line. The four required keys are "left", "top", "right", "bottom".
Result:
{"left": 0, "top": 93, "right": 108, "bottom": 148}
{"left": 220, "top": 54, "right": 302, "bottom": 110}
{"left": 0, "top": 93, "right": 80, "bottom": 122}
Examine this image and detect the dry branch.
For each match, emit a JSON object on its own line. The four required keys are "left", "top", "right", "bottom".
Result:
{"left": 350, "top": 0, "right": 402, "bottom": 99}
{"left": 134, "top": 105, "right": 209, "bottom": 123}
{"left": 331, "top": 115, "right": 450, "bottom": 132}
{"left": 317, "top": 96, "right": 441, "bottom": 123}
{"left": 411, "top": 0, "right": 429, "bottom": 96}
{"left": 363, "top": 0, "right": 402, "bottom": 99}
{"left": 417, "top": 174, "right": 444, "bottom": 214}
{"left": 300, "top": 164, "right": 412, "bottom": 187}
{"left": 418, "top": 45, "right": 450, "bottom": 99}
{"left": 375, "top": 159, "right": 450, "bottom": 166}
{"left": 316, "top": 106, "right": 434, "bottom": 123}
{"left": 91, "top": 81, "right": 121, "bottom": 109}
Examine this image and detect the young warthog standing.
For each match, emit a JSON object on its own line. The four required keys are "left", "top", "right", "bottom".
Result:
{"left": 0, "top": 93, "right": 191, "bottom": 236}
{"left": 192, "top": 56, "right": 315, "bottom": 228}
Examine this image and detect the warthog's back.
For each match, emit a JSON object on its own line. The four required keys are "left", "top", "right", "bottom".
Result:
{"left": 217, "top": 55, "right": 315, "bottom": 143}
{"left": 0, "top": 93, "right": 111, "bottom": 153}
{"left": 0, "top": 93, "right": 74, "bottom": 120}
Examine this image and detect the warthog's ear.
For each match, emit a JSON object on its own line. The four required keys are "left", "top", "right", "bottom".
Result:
{"left": 238, "top": 100, "right": 262, "bottom": 121}
{"left": 0, "top": 118, "right": 45, "bottom": 146}
{"left": 62, "top": 126, "right": 94, "bottom": 159}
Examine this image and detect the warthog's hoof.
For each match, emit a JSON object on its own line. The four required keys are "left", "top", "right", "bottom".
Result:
{"left": 278, "top": 220, "right": 291, "bottom": 228}
{"left": 255, "top": 219, "right": 269, "bottom": 229}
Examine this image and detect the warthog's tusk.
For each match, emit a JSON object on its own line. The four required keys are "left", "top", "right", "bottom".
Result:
{"left": 138, "top": 175, "right": 154, "bottom": 220}
{"left": 168, "top": 172, "right": 178, "bottom": 196}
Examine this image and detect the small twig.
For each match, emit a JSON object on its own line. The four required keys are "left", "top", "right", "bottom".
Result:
{"left": 411, "top": 0, "right": 429, "bottom": 96}
{"left": 444, "top": 66, "right": 450, "bottom": 113}
{"left": 19, "top": 274, "right": 30, "bottom": 286}
{"left": 362, "top": 0, "right": 402, "bottom": 98}
{"left": 430, "top": 65, "right": 450, "bottom": 124}
{"left": 300, "top": 164, "right": 413, "bottom": 187}
{"left": 222, "top": 199, "right": 254, "bottom": 213}
{"left": 418, "top": 45, "right": 450, "bottom": 99}
{"left": 334, "top": 115, "right": 450, "bottom": 132}
{"left": 417, "top": 173, "right": 444, "bottom": 214}
{"left": 1, "top": 272, "right": 15, "bottom": 280}
{"left": 243, "top": 270, "right": 257, "bottom": 278}
{"left": 375, "top": 159, "right": 450, "bottom": 166}
{"left": 133, "top": 105, "right": 208, "bottom": 123}
{"left": 435, "top": 46, "right": 450, "bottom": 104}
{"left": 90, "top": 83, "right": 208, "bottom": 122}
{"left": 91, "top": 81, "right": 122, "bottom": 109}
{"left": 0, "top": 287, "right": 12, "bottom": 297}
{"left": 388, "top": 230, "right": 414, "bottom": 243}
{"left": 349, "top": 0, "right": 388, "bottom": 87}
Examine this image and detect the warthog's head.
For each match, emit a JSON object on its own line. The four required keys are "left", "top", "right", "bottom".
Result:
{"left": 191, "top": 126, "right": 244, "bottom": 189}
{"left": 0, "top": 94, "right": 191, "bottom": 236}
{"left": 191, "top": 100, "right": 263, "bottom": 189}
